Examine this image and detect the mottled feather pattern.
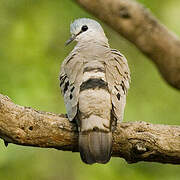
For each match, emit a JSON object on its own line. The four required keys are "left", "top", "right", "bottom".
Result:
{"left": 60, "top": 47, "right": 130, "bottom": 161}
{"left": 106, "top": 49, "right": 130, "bottom": 123}
{"left": 60, "top": 49, "right": 83, "bottom": 121}
{"left": 60, "top": 18, "right": 130, "bottom": 164}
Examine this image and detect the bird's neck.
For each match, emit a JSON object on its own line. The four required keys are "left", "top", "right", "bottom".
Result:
{"left": 74, "top": 39, "right": 110, "bottom": 57}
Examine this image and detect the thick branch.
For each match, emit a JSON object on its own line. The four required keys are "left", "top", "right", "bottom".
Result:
{"left": 0, "top": 94, "right": 180, "bottom": 164}
{"left": 75, "top": 0, "right": 180, "bottom": 89}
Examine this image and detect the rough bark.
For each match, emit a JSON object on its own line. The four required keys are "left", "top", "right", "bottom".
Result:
{"left": 0, "top": 94, "right": 180, "bottom": 164}
{"left": 75, "top": 0, "right": 180, "bottom": 89}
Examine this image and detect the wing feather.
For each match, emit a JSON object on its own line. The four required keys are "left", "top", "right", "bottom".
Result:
{"left": 106, "top": 49, "right": 130, "bottom": 123}
{"left": 60, "top": 51, "right": 83, "bottom": 121}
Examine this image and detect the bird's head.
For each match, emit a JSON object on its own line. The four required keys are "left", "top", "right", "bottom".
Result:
{"left": 65, "top": 18, "right": 108, "bottom": 46}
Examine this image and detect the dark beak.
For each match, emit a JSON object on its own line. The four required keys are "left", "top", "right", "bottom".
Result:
{"left": 65, "top": 35, "right": 76, "bottom": 46}
{"left": 65, "top": 30, "right": 83, "bottom": 46}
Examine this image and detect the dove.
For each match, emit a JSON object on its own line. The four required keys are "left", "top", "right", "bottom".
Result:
{"left": 60, "top": 18, "right": 130, "bottom": 164}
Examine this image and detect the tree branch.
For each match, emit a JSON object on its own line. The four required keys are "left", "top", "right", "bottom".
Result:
{"left": 75, "top": 0, "right": 180, "bottom": 89}
{"left": 0, "top": 93, "right": 180, "bottom": 164}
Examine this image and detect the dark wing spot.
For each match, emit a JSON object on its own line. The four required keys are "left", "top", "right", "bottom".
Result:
{"left": 121, "top": 81, "right": 126, "bottom": 94}
{"left": 80, "top": 78, "right": 108, "bottom": 92}
{"left": 114, "top": 85, "right": 119, "bottom": 91}
{"left": 63, "top": 81, "right": 69, "bottom": 94}
{"left": 60, "top": 75, "right": 67, "bottom": 87}
{"left": 59, "top": 75, "right": 65, "bottom": 81}
{"left": 71, "top": 86, "right": 75, "bottom": 92}
{"left": 70, "top": 94, "right": 73, "bottom": 99}
{"left": 116, "top": 93, "right": 121, "bottom": 100}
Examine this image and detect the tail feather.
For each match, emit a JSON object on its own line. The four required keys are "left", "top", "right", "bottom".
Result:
{"left": 79, "top": 131, "right": 112, "bottom": 164}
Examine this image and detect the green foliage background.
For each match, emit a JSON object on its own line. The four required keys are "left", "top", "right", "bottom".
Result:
{"left": 0, "top": 0, "right": 180, "bottom": 179}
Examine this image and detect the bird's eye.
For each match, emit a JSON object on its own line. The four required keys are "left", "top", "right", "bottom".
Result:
{"left": 81, "top": 25, "right": 88, "bottom": 32}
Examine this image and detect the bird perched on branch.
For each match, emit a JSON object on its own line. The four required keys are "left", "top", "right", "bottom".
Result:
{"left": 60, "top": 18, "right": 130, "bottom": 164}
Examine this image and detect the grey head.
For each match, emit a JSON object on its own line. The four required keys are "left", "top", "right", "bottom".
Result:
{"left": 66, "top": 18, "right": 108, "bottom": 45}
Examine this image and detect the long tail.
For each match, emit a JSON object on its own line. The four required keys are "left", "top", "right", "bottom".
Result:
{"left": 77, "top": 76, "right": 113, "bottom": 164}
{"left": 79, "top": 130, "right": 112, "bottom": 164}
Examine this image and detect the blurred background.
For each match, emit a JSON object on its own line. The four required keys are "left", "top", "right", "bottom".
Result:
{"left": 0, "top": 0, "right": 180, "bottom": 179}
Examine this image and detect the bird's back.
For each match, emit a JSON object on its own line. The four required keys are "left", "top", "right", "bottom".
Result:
{"left": 60, "top": 18, "right": 130, "bottom": 164}
{"left": 78, "top": 49, "right": 113, "bottom": 164}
